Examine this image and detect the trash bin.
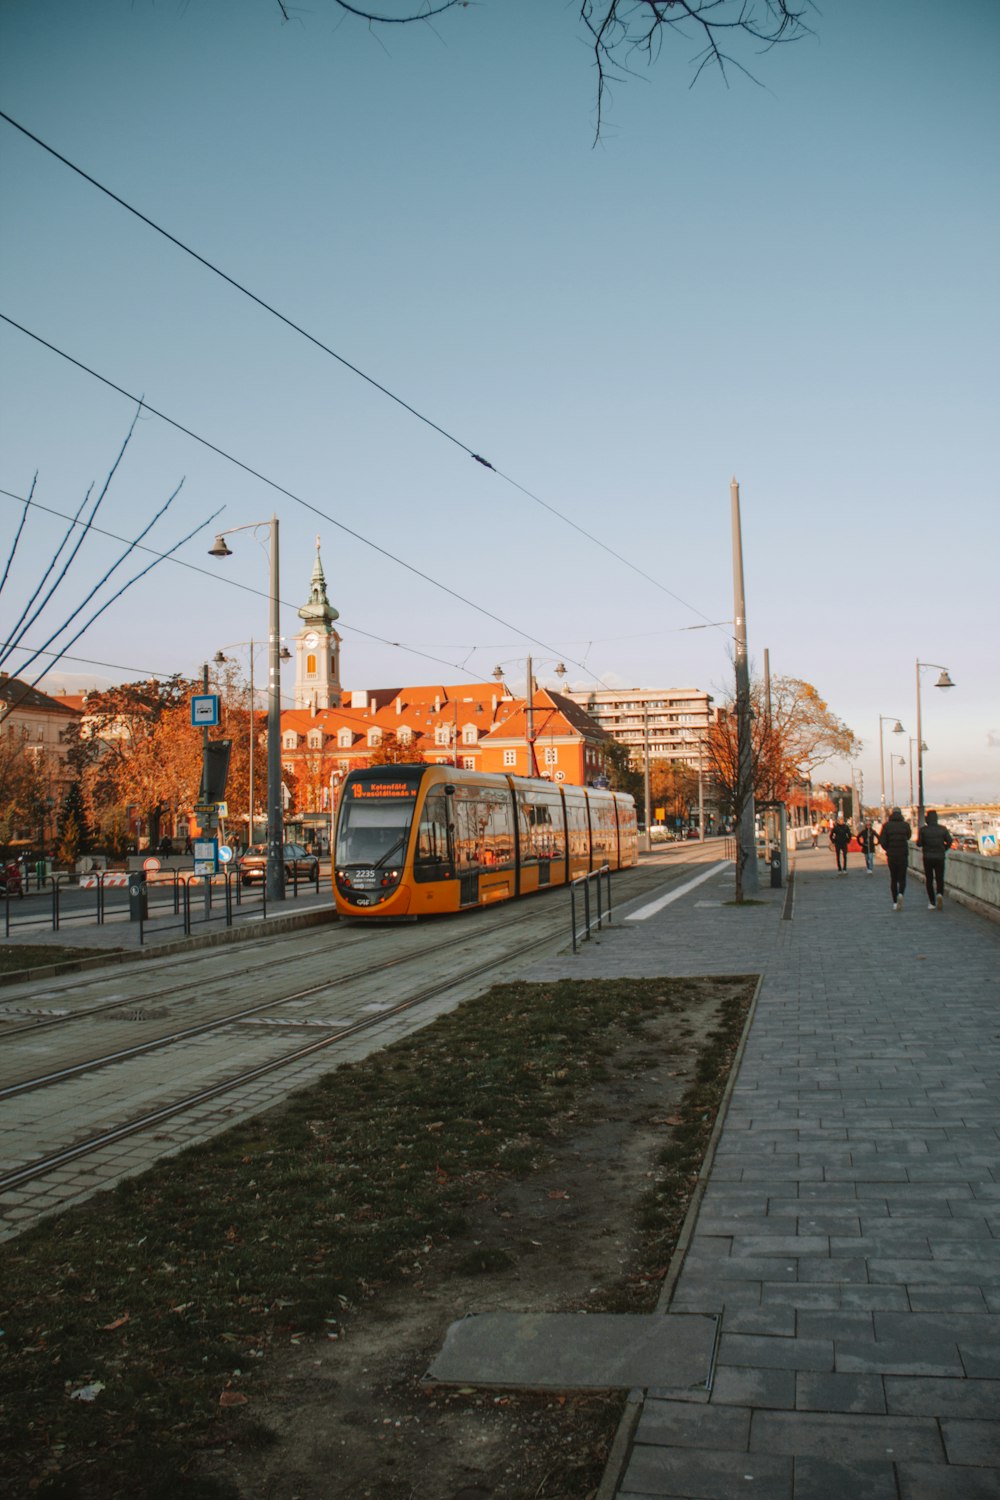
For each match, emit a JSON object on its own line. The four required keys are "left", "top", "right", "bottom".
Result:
{"left": 36, "top": 859, "right": 48, "bottom": 888}
{"left": 769, "top": 849, "right": 782, "bottom": 889}
{"left": 127, "top": 869, "right": 148, "bottom": 920}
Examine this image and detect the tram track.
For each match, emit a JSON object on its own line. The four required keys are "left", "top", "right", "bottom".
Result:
{"left": 0, "top": 850, "right": 727, "bottom": 1216}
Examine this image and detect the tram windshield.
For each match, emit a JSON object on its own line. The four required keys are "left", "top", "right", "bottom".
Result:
{"left": 335, "top": 795, "right": 417, "bottom": 866}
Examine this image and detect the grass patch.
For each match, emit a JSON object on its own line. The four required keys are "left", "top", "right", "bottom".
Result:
{"left": 0, "top": 944, "right": 119, "bottom": 976}
{"left": 0, "top": 974, "right": 755, "bottom": 1499}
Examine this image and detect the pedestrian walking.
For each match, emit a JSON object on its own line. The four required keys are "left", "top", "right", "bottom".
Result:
{"left": 857, "top": 819, "right": 877, "bottom": 875}
{"left": 917, "top": 808, "right": 953, "bottom": 911}
{"left": 877, "top": 807, "right": 911, "bottom": 911}
{"left": 829, "top": 815, "right": 851, "bottom": 873}
{"left": 811, "top": 824, "right": 819, "bottom": 849}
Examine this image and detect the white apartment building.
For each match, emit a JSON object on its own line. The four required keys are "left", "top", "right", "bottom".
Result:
{"left": 562, "top": 686, "right": 713, "bottom": 768}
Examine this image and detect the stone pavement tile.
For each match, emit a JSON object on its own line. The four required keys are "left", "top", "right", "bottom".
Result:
{"left": 906, "top": 1287, "right": 991, "bottom": 1313}
{"left": 874, "top": 1312, "right": 1000, "bottom": 1342}
{"left": 838, "top": 1286, "right": 912, "bottom": 1312}
{"left": 717, "top": 1334, "right": 833, "bottom": 1372}
{"left": 768, "top": 1196, "right": 872, "bottom": 1216}
{"left": 634, "top": 1398, "right": 750, "bottom": 1449}
{"left": 619, "top": 1445, "right": 793, "bottom": 1500}
{"left": 961, "top": 1344, "right": 1000, "bottom": 1379}
{"left": 682, "top": 1252, "right": 801, "bottom": 1282}
{"left": 797, "top": 1310, "right": 875, "bottom": 1340}
{"left": 835, "top": 1338, "right": 963, "bottom": 1377}
{"left": 669, "top": 1277, "right": 759, "bottom": 1311}
{"left": 749, "top": 1409, "right": 944, "bottom": 1461}
{"left": 794, "top": 1371, "right": 887, "bottom": 1414}
{"left": 798, "top": 1257, "right": 870, "bottom": 1283}
{"left": 940, "top": 1420, "right": 1000, "bottom": 1466}
{"left": 868, "top": 1257, "right": 1000, "bottom": 1286}
{"left": 729, "top": 1235, "right": 831, "bottom": 1257}
{"left": 896, "top": 1462, "right": 1000, "bottom": 1499}
{"left": 830, "top": 1233, "right": 932, "bottom": 1258}
{"left": 709, "top": 1366, "right": 796, "bottom": 1409}
{"left": 721, "top": 1305, "right": 797, "bottom": 1336}
{"left": 791, "top": 1456, "right": 898, "bottom": 1500}
{"left": 885, "top": 1376, "right": 1000, "bottom": 1418}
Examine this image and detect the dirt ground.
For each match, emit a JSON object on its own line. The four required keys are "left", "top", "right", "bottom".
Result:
{"left": 197, "top": 986, "right": 739, "bottom": 1500}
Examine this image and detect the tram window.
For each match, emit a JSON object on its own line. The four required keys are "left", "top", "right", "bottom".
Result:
{"left": 336, "top": 799, "right": 416, "bottom": 865}
{"left": 453, "top": 786, "right": 514, "bottom": 870}
{"left": 589, "top": 797, "right": 617, "bottom": 863}
{"left": 563, "top": 793, "right": 589, "bottom": 859}
{"left": 414, "top": 787, "right": 452, "bottom": 882}
{"left": 518, "top": 789, "right": 565, "bottom": 862}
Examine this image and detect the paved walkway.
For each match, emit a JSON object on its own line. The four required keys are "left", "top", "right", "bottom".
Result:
{"left": 526, "top": 846, "right": 1000, "bottom": 1500}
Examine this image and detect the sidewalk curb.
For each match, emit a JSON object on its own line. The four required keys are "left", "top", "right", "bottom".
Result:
{"left": 0, "top": 905, "right": 339, "bottom": 988}
{"left": 595, "top": 970, "right": 765, "bottom": 1500}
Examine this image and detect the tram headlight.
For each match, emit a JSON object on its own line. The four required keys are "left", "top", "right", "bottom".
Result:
{"left": 380, "top": 868, "right": 400, "bottom": 887}
{"left": 336, "top": 869, "right": 351, "bottom": 887}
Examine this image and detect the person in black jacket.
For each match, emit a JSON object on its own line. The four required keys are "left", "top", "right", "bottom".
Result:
{"left": 829, "top": 816, "right": 851, "bottom": 872}
{"left": 877, "top": 808, "right": 911, "bottom": 911}
{"left": 917, "top": 808, "right": 953, "bottom": 911}
{"left": 857, "top": 819, "right": 878, "bottom": 875}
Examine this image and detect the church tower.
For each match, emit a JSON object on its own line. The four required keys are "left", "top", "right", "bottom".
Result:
{"left": 293, "top": 538, "right": 342, "bottom": 710}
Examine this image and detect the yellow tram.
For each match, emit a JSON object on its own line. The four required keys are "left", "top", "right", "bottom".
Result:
{"left": 333, "top": 763, "right": 638, "bottom": 918}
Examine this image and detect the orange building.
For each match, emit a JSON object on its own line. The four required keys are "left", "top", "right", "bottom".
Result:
{"left": 278, "top": 546, "right": 610, "bottom": 829}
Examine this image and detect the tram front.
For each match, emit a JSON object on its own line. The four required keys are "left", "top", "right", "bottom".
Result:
{"left": 333, "top": 764, "right": 426, "bottom": 916}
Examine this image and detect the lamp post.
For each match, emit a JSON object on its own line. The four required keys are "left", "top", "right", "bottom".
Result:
{"left": 209, "top": 516, "right": 286, "bottom": 903}
{"left": 915, "top": 661, "right": 955, "bottom": 828}
{"left": 908, "top": 738, "right": 928, "bottom": 811}
{"left": 889, "top": 754, "right": 905, "bottom": 808}
{"left": 214, "top": 639, "right": 291, "bottom": 849}
{"left": 878, "top": 715, "right": 905, "bottom": 813}
{"left": 492, "top": 658, "right": 567, "bottom": 778}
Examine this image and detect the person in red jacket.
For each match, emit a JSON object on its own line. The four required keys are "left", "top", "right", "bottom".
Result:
{"left": 917, "top": 809, "right": 953, "bottom": 911}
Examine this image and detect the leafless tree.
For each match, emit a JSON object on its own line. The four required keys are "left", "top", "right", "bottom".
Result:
{"left": 276, "top": 1, "right": 814, "bottom": 137}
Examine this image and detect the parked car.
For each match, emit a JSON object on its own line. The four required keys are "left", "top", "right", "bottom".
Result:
{"left": 239, "top": 842, "right": 319, "bottom": 886}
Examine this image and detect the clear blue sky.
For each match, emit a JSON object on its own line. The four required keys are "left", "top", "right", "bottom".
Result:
{"left": 1, "top": 0, "right": 997, "bottom": 804}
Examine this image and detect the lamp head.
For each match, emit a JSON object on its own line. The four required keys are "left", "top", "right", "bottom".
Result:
{"left": 492, "top": 665, "right": 504, "bottom": 681}
{"left": 935, "top": 670, "right": 955, "bottom": 689}
{"left": 208, "top": 535, "right": 232, "bottom": 558}
{"left": 213, "top": 651, "right": 226, "bottom": 666}
{"left": 892, "top": 720, "right": 904, "bottom": 734}
{"left": 279, "top": 646, "right": 292, "bottom": 662}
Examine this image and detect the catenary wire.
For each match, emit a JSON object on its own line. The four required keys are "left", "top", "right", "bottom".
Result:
{"left": 0, "top": 313, "right": 611, "bottom": 687}
{"left": 0, "top": 109, "right": 726, "bottom": 636}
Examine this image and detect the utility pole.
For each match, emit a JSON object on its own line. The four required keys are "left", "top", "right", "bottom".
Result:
{"left": 643, "top": 705, "right": 652, "bottom": 853}
{"left": 731, "top": 478, "right": 758, "bottom": 894}
{"left": 525, "top": 657, "right": 535, "bottom": 776}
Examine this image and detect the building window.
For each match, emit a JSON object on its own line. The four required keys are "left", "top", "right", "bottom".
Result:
{"left": 435, "top": 725, "right": 450, "bottom": 747}
{"left": 308, "top": 732, "right": 323, "bottom": 749}
{"left": 338, "top": 728, "right": 352, "bottom": 749}
{"left": 544, "top": 747, "right": 558, "bottom": 767}
{"left": 503, "top": 749, "right": 516, "bottom": 767}
{"left": 462, "top": 756, "right": 475, "bottom": 770}
{"left": 368, "top": 729, "right": 382, "bottom": 748}
{"left": 306, "top": 653, "right": 317, "bottom": 676}
{"left": 283, "top": 732, "right": 298, "bottom": 749}
{"left": 462, "top": 724, "right": 477, "bottom": 745}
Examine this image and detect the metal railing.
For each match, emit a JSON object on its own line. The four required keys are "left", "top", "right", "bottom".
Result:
{"left": 3, "top": 861, "right": 323, "bottom": 944}
{"left": 569, "top": 864, "right": 613, "bottom": 953}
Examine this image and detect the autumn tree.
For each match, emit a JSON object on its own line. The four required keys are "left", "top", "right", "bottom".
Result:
{"left": 0, "top": 728, "right": 49, "bottom": 852}
{"left": 708, "top": 673, "right": 857, "bottom": 896}
{"left": 368, "top": 733, "right": 427, "bottom": 768}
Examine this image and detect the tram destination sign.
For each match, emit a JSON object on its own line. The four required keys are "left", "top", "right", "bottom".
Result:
{"left": 352, "top": 781, "right": 418, "bottom": 800}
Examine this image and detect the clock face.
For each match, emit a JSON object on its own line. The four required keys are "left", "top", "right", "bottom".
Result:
{"left": 303, "top": 631, "right": 318, "bottom": 649}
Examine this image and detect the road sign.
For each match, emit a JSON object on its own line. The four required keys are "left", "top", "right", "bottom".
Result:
{"left": 191, "top": 694, "right": 220, "bottom": 726}
{"left": 218, "top": 845, "right": 233, "bottom": 864}
{"left": 143, "top": 857, "right": 161, "bottom": 872}
{"left": 193, "top": 837, "right": 219, "bottom": 875}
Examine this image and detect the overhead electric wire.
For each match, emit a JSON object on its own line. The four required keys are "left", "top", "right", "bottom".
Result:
{"left": 0, "top": 313, "right": 609, "bottom": 687}
{"left": 0, "top": 486, "right": 510, "bottom": 684}
{"left": 0, "top": 109, "right": 726, "bottom": 636}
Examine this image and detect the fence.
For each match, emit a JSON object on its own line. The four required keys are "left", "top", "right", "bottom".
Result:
{"left": 3, "top": 862, "right": 323, "bottom": 944}
{"left": 569, "top": 865, "right": 613, "bottom": 953}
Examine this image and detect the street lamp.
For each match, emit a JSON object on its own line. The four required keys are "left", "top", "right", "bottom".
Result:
{"left": 889, "top": 754, "right": 906, "bottom": 807}
{"left": 214, "top": 639, "right": 291, "bottom": 849}
{"left": 915, "top": 661, "right": 954, "bottom": 827}
{"left": 908, "top": 738, "right": 928, "bottom": 810}
{"left": 877, "top": 715, "right": 905, "bottom": 813}
{"left": 492, "top": 657, "right": 567, "bottom": 778}
{"left": 209, "top": 516, "right": 286, "bottom": 902}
